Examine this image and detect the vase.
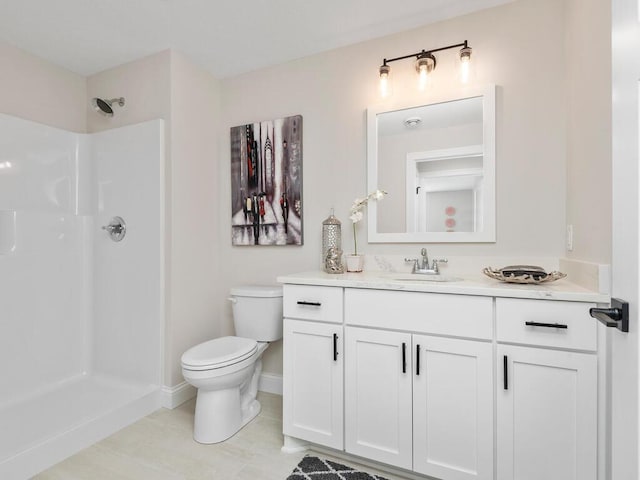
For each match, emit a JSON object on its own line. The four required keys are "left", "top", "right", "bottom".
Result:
{"left": 345, "top": 254, "right": 364, "bottom": 273}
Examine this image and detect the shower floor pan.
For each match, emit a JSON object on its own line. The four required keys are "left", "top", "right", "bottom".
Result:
{"left": 0, "top": 373, "right": 161, "bottom": 479}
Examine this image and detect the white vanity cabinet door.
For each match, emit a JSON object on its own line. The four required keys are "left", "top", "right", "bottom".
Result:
{"left": 345, "top": 326, "right": 413, "bottom": 470}
{"left": 283, "top": 319, "right": 343, "bottom": 450}
{"left": 497, "top": 345, "right": 597, "bottom": 480}
{"left": 413, "top": 336, "right": 493, "bottom": 480}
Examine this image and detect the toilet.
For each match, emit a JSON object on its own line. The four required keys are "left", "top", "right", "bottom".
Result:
{"left": 181, "top": 285, "right": 283, "bottom": 444}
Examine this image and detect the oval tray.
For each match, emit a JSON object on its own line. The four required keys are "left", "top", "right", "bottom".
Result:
{"left": 482, "top": 267, "right": 566, "bottom": 284}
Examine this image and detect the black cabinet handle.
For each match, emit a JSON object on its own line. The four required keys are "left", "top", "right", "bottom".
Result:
{"left": 525, "top": 321, "right": 568, "bottom": 329}
{"left": 297, "top": 301, "right": 321, "bottom": 307}
{"left": 503, "top": 355, "right": 508, "bottom": 390}
{"left": 333, "top": 333, "right": 338, "bottom": 361}
{"left": 402, "top": 342, "right": 407, "bottom": 373}
{"left": 416, "top": 344, "right": 420, "bottom": 376}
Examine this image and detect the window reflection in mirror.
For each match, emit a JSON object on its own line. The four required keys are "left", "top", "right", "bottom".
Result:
{"left": 367, "top": 85, "right": 495, "bottom": 243}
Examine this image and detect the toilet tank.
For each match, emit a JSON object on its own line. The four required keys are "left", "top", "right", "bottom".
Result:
{"left": 229, "top": 285, "right": 283, "bottom": 341}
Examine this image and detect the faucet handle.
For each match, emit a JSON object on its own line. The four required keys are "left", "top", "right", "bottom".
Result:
{"left": 404, "top": 258, "right": 419, "bottom": 273}
{"left": 431, "top": 258, "right": 448, "bottom": 273}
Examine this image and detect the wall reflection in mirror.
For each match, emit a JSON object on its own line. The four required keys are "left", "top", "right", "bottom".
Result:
{"left": 367, "top": 85, "right": 495, "bottom": 243}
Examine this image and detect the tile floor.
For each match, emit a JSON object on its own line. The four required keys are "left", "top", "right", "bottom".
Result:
{"left": 35, "top": 393, "right": 406, "bottom": 480}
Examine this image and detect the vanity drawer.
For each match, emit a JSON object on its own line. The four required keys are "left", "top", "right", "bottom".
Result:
{"left": 344, "top": 288, "right": 492, "bottom": 339}
{"left": 283, "top": 285, "right": 343, "bottom": 323}
{"left": 496, "top": 298, "right": 597, "bottom": 351}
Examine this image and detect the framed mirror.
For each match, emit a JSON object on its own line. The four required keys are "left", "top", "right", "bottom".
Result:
{"left": 367, "top": 85, "right": 496, "bottom": 243}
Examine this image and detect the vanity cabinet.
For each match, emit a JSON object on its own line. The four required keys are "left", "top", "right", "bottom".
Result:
{"left": 345, "top": 289, "right": 494, "bottom": 480}
{"left": 281, "top": 281, "right": 602, "bottom": 480}
{"left": 282, "top": 285, "right": 344, "bottom": 450}
{"left": 413, "top": 335, "right": 493, "bottom": 480}
{"left": 344, "top": 326, "right": 494, "bottom": 479}
{"left": 496, "top": 298, "right": 598, "bottom": 480}
{"left": 344, "top": 327, "right": 413, "bottom": 469}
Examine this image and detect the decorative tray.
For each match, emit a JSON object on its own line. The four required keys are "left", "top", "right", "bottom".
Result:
{"left": 482, "top": 265, "right": 567, "bottom": 284}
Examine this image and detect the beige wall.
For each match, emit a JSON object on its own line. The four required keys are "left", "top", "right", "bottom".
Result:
{"left": 219, "top": 0, "right": 572, "bottom": 375}
{"left": 0, "top": 41, "right": 86, "bottom": 132}
{"left": 87, "top": 50, "right": 221, "bottom": 386}
{"left": 168, "top": 51, "right": 221, "bottom": 386}
{"left": 565, "top": 0, "right": 612, "bottom": 263}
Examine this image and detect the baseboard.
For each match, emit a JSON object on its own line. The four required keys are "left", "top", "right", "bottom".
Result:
{"left": 162, "top": 373, "right": 282, "bottom": 409}
{"left": 161, "top": 382, "right": 196, "bottom": 409}
{"left": 258, "top": 372, "right": 283, "bottom": 395}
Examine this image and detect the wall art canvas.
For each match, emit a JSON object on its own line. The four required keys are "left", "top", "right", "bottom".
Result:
{"left": 230, "top": 115, "right": 303, "bottom": 245}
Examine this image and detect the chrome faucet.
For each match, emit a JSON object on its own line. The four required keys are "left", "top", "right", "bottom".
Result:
{"left": 405, "top": 248, "right": 448, "bottom": 274}
{"left": 420, "top": 247, "right": 429, "bottom": 270}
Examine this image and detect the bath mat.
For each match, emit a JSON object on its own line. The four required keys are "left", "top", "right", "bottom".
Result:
{"left": 286, "top": 455, "right": 390, "bottom": 479}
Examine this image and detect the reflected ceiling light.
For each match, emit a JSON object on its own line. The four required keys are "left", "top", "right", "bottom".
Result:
{"left": 404, "top": 117, "right": 422, "bottom": 128}
{"left": 378, "top": 40, "right": 472, "bottom": 96}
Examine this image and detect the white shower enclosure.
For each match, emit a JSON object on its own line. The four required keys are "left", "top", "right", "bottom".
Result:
{"left": 0, "top": 114, "right": 164, "bottom": 479}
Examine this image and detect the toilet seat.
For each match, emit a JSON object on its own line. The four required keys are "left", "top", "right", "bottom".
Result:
{"left": 181, "top": 336, "right": 258, "bottom": 371}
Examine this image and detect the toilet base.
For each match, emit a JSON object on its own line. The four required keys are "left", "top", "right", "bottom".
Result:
{"left": 193, "top": 390, "right": 262, "bottom": 443}
{"left": 191, "top": 352, "right": 266, "bottom": 444}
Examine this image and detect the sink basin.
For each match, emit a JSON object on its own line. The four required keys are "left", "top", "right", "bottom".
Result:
{"left": 389, "top": 274, "right": 463, "bottom": 283}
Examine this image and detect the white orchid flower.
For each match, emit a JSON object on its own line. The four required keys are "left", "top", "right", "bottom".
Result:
{"left": 349, "top": 211, "right": 364, "bottom": 223}
{"left": 348, "top": 188, "right": 387, "bottom": 256}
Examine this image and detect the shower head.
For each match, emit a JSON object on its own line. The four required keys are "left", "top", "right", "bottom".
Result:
{"left": 91, "top": 97, "right": 125, "bottom": 117}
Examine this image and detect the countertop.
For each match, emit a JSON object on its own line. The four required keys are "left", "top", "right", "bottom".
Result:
{"left": 277, "top": 270, "right": 609, "bottom": 303}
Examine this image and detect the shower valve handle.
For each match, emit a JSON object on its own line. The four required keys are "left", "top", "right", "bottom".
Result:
{"left": 101, "top": 216, "right": 126, "bottom": 242}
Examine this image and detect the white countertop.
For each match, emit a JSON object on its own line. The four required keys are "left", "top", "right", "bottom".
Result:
{"left": 277, "top": 270, "right": 609, "bottom": 303}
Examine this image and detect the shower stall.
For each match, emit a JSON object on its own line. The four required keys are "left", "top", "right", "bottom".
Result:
{"left": 0, "top": 114, "right": 164, "bottom": 478}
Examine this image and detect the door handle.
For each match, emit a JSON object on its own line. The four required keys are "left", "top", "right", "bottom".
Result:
{"left": 333, "top": 333, "right": 338, "bottom": 361}
{"left": 402, "top": 342, "right": 407, "bottom": 374}
{"left": 416, "top": 344, "right": 420, "bottom": 376}
{"left": 590, "top": 298, "right": 629, "bottom": 332}
{"left": 503, "top": 355, "right": 508, "bottom": 390}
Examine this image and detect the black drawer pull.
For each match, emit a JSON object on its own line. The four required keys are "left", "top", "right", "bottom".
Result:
{"left": 333, "top": 333, "right": 338, "bottom": 361}
{"left": 525, "top": 321, "right": 568, "bottom": 329}
{"left": 402, "top": 342, "right": 407, "bottom": 373}
{"left": 297, "top": 301, "right": 321, "bottom": 307}
{"left": 416, "top": 344, "right": 420, "bottom": 376}
{"left": 503, "top": 355, "right": 508, "bottom": 390}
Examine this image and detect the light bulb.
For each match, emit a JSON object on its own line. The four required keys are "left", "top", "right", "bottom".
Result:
{"left": 418, "top": 65, "right": 428, "bottom": 90}
{"left": 379, "top": 64, "right": 391, "bottom": 98}
{"left": 459, "top": 46, "right": 472, "bottom": 84}
{"left": 415, "top": 53, "right": 435, "bottom": 91}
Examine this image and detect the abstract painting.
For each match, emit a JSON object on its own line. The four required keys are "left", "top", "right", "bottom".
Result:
{"left": 230, "top": 115, "right": 303, "bottom": 245}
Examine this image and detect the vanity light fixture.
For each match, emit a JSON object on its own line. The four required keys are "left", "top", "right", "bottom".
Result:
{"left": 378, "top": 40, "right": 472, "bottom": 95}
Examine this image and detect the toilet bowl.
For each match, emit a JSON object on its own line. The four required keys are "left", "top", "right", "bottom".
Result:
{"left": 181, "top": 285, "right": 283, "bottom": 444}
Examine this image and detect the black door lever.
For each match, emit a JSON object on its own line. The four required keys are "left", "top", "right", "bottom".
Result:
{"left": 589, "top": 298, "right": 629, "bottom": 332}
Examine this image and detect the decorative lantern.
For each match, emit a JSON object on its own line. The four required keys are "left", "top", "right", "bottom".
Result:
{"left": 322, "top": 210, "right": 344, "bottom": 274}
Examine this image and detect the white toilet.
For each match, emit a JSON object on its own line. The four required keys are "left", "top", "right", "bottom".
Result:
{"left": 181, "top": 285, "right": 283, "bottom": 444}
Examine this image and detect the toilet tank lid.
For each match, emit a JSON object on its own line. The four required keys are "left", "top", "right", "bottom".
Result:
{"left": 230, "top": 285, "right": 283, "bottom": 298}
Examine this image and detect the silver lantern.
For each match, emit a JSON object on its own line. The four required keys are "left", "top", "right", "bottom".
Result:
{"left": 322, "top": 210, "right": 344, "bottom": 274}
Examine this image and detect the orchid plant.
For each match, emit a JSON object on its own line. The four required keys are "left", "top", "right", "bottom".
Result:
{"left": 349, "top": 189, "right": 387, "bottom": 255}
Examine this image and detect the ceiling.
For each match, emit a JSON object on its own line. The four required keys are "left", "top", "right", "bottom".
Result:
{"left": 0, "top": 0, "right": 512, "bottom": 79}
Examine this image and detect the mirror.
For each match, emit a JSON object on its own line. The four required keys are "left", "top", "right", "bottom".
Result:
{"left": 367, "top": 85, "right": 496, "bottom": 243}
